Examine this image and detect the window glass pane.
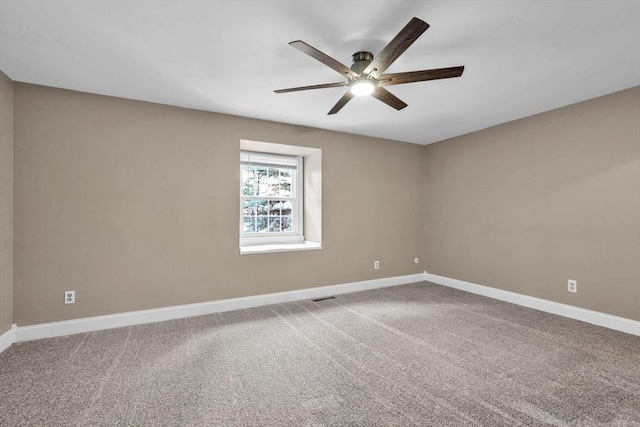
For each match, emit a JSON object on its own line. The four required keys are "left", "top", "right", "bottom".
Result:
{"left": 255, "top": 167, "right": 269, "bottom": 196}
{"left": 281, "top": 216, "right": 292, "bottom": 232}
{"left": 279, "top": 182, "right": 292, "bottom": 197}
{"left": 269, "top": 217, "right": 281, "bottom": 232}
{"left": 277, "top": 170, "right": 292, "bottom": 197}
{"left": 241, "top": 166, "right": 257, "bottom": 196}
{"left": 268, "top": 200, "right": 283, "bottom": 215}
{"left": 279, "top": 169, "right": 291, "bottom": 178}
{"left": 256, "top": 216, "right": 268, "bottom": 233}
{"left": 267, "top": 168, "right": 280, "bottom": 197}
{"left": 281, "top": 200, "right": 292, "bottom": 215}
{"left": 243, "top": 217, "right": 256, "bottom": 233}
{"left": 242, "top": 200, "right": 257, "bottom": 215}
{"left": 256, "top": 200, "right": 268, "bottom": 215}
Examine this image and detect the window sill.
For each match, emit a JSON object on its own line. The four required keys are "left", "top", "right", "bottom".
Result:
{"left": 239, "top": 241, "right": 322, "bottom": 255}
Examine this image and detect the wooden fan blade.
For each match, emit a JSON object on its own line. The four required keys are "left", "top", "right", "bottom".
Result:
{"left": 328, "top": 90, "right": 354, "bottom": 115}
{"left": 290, "top": 41, "right": 359, "bottom": 79}
{"left": 378, "top": 66, "right": 465, "bottom": 86}
{"left": 371, "top": 87, "right": 408, "bottom": 110}
{"left": 362, "top": 17, "right": 430, "bottom": 78}
{"left": 274, "top": 82, "right": 348, "bottom": 94}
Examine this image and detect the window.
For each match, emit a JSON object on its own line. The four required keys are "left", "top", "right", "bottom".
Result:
{"left": 240, "top": 151, "right": 303, "bottom": 245}
{"left": 239, "top": 139, "right": 322, "bottom": 255}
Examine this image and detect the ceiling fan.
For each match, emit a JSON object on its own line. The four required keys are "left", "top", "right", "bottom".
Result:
{"left": 274, "top": 17, "right": 465, "bottom": 115}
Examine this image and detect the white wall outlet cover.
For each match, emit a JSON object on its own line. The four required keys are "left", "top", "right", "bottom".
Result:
{"left": 64, "top": 290, "right": 75, "bottom": 304}
{"left": 568, "top": 280, "right": 577, "bottom": 293}
{"left": 374, "top": 261, "right": 380, "bottom": 270}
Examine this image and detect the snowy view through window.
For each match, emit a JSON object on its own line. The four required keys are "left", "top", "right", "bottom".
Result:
{"left": 241, "top": 165, "right": 294, "bottom": 234}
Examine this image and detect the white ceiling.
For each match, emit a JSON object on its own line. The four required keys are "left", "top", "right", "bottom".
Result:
{"left": 1, "top": 1, "right": 639, "bottom": 145}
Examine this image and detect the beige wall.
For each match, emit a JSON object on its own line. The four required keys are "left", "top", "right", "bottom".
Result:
{"left": 13, "top": 83, "right": 426, "bottom": 326}
{"left": 0, "top": 70, "right": 14, "bottom": 334}
{"left": 424, "top": 87, "right": 640, "bottom": 320}
{"left": 10, "top": 82, "right": 640, "bottom": 327}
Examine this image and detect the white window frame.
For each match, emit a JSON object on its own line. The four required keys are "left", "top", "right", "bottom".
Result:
{"left": 240, "top": 150, "right": 304, "bottom": 246}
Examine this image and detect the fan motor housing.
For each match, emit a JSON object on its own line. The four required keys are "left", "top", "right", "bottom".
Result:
{"left": 351, "top": 51, "right": 374, "bottom": 75}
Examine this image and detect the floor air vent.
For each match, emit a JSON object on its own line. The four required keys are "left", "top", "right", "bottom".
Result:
{"left": 311, "top": 296, "right": 336, "bottom": 302}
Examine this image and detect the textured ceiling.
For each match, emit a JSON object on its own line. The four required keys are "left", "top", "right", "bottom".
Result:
{"left": 1, "top": 1, "right": 639, "bottom": 145}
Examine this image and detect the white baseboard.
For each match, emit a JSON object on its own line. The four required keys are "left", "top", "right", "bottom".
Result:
{"left": 425, "top": 272, "right": 640, "bottom": 336}
{"left": 0, "top": 324, "right": 17, "bottom": 353}
{"left": 16, "top": 273, "right": 424, "bottom": 342}
{"left": 11, "top": 271, "right": 638, "bottom": 345}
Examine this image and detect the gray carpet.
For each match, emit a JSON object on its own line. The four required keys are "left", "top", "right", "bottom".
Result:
{"left": 1, "top": 282, "right": 639, "bottom": 426}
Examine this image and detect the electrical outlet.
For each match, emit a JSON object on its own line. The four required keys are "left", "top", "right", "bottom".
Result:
{"left": 414, "top": 258, "right": 419, "bottom": 264}
{"left": 64, "top": 290, "right": 75, "bottom": 304}
{"left": 568, "top": 280, "right": 577, "bottom": 293}
{"left": 374, "top": 261, "right": 380, "bottom": 270}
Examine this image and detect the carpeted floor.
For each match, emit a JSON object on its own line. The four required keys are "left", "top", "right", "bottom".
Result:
{"left": 1, "top": 282, "right": 639, "bottom": 426}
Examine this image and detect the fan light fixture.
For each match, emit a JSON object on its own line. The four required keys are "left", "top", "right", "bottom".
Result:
{"left": 349, "top": 78, "right": 375, "bottom": 96}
